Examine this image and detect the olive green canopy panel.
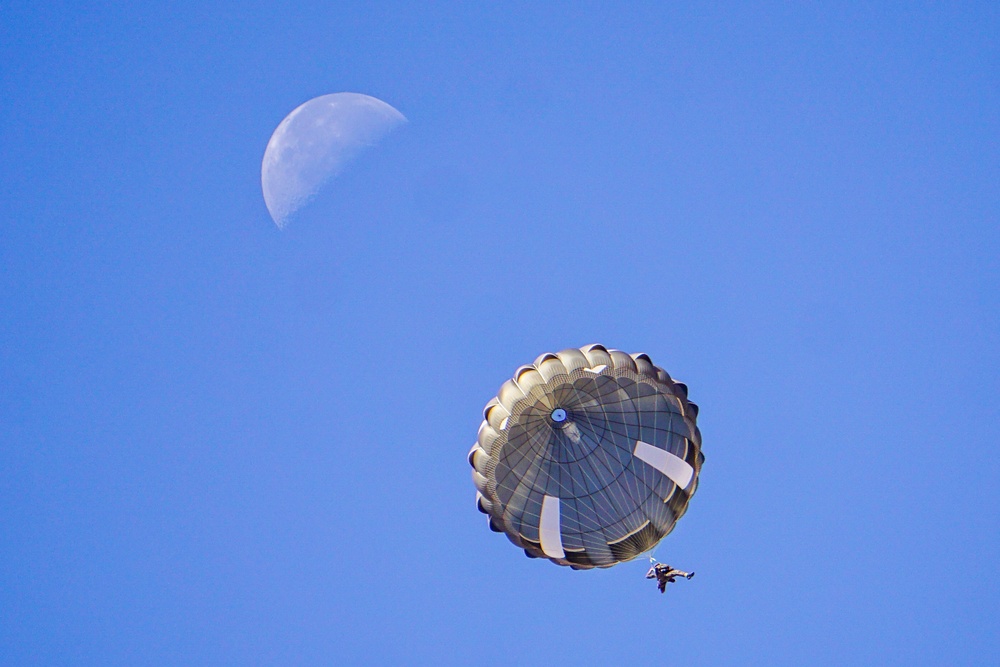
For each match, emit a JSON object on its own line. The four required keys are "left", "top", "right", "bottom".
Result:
{"left": 469, "top": 344, "right": 704, "bottom": 569}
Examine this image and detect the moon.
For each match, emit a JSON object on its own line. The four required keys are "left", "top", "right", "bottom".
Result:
{"left": 261, "top": 93, "right": 407, "bottom": 229}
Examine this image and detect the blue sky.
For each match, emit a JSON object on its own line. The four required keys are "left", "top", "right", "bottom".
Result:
{"left": 2, "top": 2, "right": 998, "bottom": 664}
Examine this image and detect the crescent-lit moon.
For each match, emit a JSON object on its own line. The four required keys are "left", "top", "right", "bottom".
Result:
{"left": 261, "top": 93, "right": 407, "bottom": 229}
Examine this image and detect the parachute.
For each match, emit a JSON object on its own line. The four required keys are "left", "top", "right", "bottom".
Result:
{"left": 468, "top": 344, "right": 704, "bottom": 569}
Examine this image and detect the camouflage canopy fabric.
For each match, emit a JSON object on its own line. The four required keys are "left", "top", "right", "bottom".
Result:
{"left": 469, "top": 344, "right": 704, "bottom": 569}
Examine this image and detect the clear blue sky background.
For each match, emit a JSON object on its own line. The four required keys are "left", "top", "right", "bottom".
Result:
{"left": 2, "top": 2, "right": 998, "bottom": 665}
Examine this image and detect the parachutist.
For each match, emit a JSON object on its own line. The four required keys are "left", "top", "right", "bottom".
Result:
{"left": 645, "top": 563, "right": 694, "bottom": 593}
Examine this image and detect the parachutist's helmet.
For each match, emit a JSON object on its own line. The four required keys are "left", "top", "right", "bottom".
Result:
{"left": 469, "top": 344, "right": 704, "bottom": 569}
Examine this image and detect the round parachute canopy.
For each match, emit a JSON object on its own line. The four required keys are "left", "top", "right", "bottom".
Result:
{"left": 469, "top": 345, "right": 704, "bottom": 569}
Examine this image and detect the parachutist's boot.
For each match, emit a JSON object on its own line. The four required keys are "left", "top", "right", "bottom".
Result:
{"left": 686, "top": 572, "right": 695, "bottom": 579}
